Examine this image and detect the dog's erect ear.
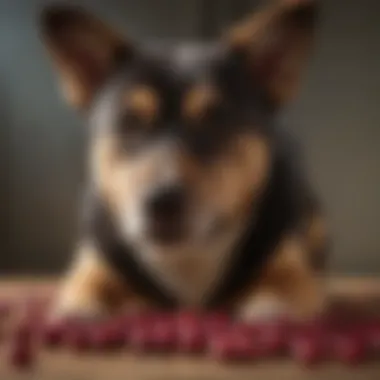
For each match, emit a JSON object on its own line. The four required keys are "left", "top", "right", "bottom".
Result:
{"left": 40, "top": 4, "right": 131, "bottom": 110}
{"left": 226, "top": 0, "right": 318, "bottom": 106}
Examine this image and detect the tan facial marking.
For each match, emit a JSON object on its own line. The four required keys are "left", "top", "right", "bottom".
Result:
{"left": 183, "top": 85, "right": 220, "bottom": 121}
{"left": 92, "top": 137, "right": 117, "bottom": 204}
{"left": 202, "top": 134, "right": 271, "bottom": 219}
{"left": 92, "top": 137, "right": 141, "bottom": 211}
{"left": 92, "top": 136, "right": 182, "bottom": 222}
{"left": 124, "top": 86, "right": 159, "bottom": 124}
{"left": 172, "top": 133, "right": 271, "bottom": 222}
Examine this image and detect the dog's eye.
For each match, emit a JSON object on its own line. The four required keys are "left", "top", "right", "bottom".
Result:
{"left": 114, "top": 113, "right": 150, "bottom": 156}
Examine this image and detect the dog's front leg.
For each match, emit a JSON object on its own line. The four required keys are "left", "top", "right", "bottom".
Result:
{"left": 238, "top": 235, "right": 326, "bottom": 322}
{"left": 51, "top": 241, "right": 133, "bottom": 320}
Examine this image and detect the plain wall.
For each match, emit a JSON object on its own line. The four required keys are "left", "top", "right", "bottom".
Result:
{"left": 0, "top": 0, "right": 379, "bottom": 274}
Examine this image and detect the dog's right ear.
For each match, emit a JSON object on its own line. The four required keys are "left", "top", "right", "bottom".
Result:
{"left": 39, "top": 4, "right": 132, "bottom": 110}
{"left": 225, "top": 0, "right": 318, "bottom": 107}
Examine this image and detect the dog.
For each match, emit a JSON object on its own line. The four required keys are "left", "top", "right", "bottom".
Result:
{"left": 39, "top": 0, "right": 329, "bottom": 322}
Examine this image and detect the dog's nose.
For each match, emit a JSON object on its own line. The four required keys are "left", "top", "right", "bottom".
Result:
{"left": 146, "top": 185, "right": 186, "bottom": 221}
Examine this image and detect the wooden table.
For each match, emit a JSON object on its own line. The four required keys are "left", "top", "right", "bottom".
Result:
{"left": 1, "top": 277, "right": 380, "bottom": 380}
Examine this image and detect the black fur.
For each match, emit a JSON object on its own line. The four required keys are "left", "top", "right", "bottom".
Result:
{"left": 82, "top": 116, "right": 313, "bottom": 309}
{"left": 39, "top": 2, "right": 326, "bottom": 314}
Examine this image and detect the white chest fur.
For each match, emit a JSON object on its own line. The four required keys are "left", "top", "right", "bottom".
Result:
{"left": 133, "top": 225, "right": 246, "bottom": 306}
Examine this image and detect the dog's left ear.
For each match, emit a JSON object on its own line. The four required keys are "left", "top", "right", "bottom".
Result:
{"left": 39, "top": 4, "right": 132, "bottom": 110}
{"left": 226, "top": 0, "right": 318, "bottom": 107}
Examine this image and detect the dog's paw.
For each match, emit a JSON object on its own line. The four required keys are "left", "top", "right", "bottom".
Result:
{"left": 48, "top": 296, "right": 109, "bottom": 323}
{"left": 238, "top": 294, "right": 290, "bottom": 323}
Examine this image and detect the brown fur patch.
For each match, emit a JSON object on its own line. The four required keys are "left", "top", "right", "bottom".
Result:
{"left": 53, "top": 241, "right": 147, "bottom": 317}
{"left": 40, "top": 5, "right": 128, "bottom": 109}
{"left": 305, "top": 211, "right": 329, "bottom": 271}
{"left": 226, "top": 0, "right": 316, "bottom": 105}
{"left": 183, "top": 85, "right": 220, "bottom": 122}
{"left": 199, "top": 133, "right": 271, "bottom": 219}
{"left": 124, "top": 86, "right": 160, "bottom": 124}
{"left": 264, "top": 32, "right": 313, "bottom": 105}
{"left": 236, "top": 233, "right": 326, "bottom": 320}
{"left": 227, "top": 1, "right": 284, "bottom": 49}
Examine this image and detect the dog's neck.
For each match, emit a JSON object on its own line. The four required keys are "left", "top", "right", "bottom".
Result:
{"left": 128, "top": 215, "right": 251, "bottom": 307}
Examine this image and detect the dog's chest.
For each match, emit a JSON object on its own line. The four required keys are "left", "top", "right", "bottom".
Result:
{"left": 137, "top": 227, "right": 244, "bottom": 306}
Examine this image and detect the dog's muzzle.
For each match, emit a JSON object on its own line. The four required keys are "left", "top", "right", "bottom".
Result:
{"left": 144, "top": 184, "right": 187, "bottom": 245}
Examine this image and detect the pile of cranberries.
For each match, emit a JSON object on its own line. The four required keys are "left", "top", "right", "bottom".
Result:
{"left": 1, "top": 297, "right": 379, "bottom": 371}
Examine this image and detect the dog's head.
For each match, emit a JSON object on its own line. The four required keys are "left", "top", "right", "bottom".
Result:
{"left": 40, "top": 0, "right": 317, "bottom": 251}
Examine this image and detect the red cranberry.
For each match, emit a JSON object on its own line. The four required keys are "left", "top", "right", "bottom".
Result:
{"left": 129, "top": 311, "right": 159, "bottom": 332}
{"left": 114, "top": 313, "right": 135, "bottom": 340}
{"left": 23, "top": 296, "right": 50, "bottom": 315}
{"left": 366, "top": 321, "right": 380, "bottom": 351}
{"left": 0, "top": 300, "right": 11, "bottom": 318}
{"left": 175, "top": 310, "right": 206, "bottom": 353}
{"left": 209, "top": 329, "right": 256, "bottom": 362}
{"left": 290, "top": 333, "right": 325, "bottom": 366}
{"left": 19, "top": 313, "right": 46, "bottom": 335}
{"left": 177, "top": 310, "right": 203, "bottom": 328}
{"left": 177, "top": 312, "right": 207, "bottom": 354}
{"left": 9, "top": 338, "right": 35, "bottom": 370}
{"left": 13, "top": 320, "right": 34, "bottom": 342}
{"left": 149, "top": 319, "right": 177, "bottom": 352}
{"left": 178, "top": 325, "right": 205, "bottom": 353}
{"left": 233, "top": 320, "right": 259, "bottom": 335}
{"left": 41, "top": 322, "right": 66, "bottom": 348}
{"left": 291, "top": 317, "right": 328, "bottom": 336}
{"left": 113, "top": 313, "right": 134, "bottom": 328}
{"left": 66, "top": 325, "right": 92, "bottom": 352}
{"left": 129, "top": 313, "right": 176, "bottom": 354}
{"left": 91, "top": 322, "right": 125, "bottom": 350}
{"left": 333, "top": 333, "right": 367, "bottom": 366}
{"left": 129, "top": 324, "right": 156, "bottom": 353}
{"left": 203, "top": 311, "right": 231, "bottom": 335}
{"left": 256, "top": 321, "right": 290, "bottom": 356}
